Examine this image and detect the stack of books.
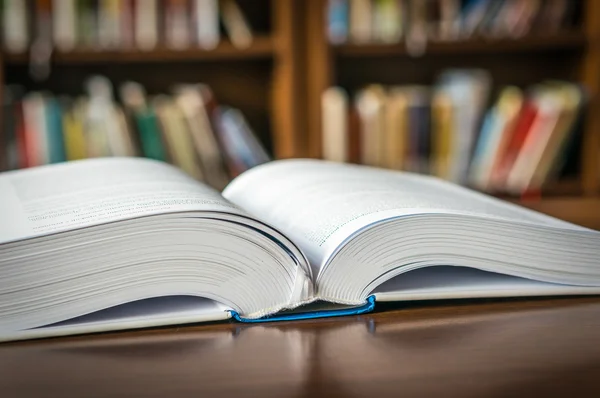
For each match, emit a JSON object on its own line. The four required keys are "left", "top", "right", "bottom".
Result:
{"left": 2, "top": 0, "right": 254, "bottom": 54}
{"left": 321, "top": 69, "right": 584, "bottom": 194}
{"left": 327, "top": 0, "right": 578, "bottom": 51}
{"left": 2, "top": 78, "right": 270, "bottom": 190}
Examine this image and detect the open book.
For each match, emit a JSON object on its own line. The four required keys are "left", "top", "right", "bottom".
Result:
{"left": 1, "top": 158, "right": 599, "bottom": 341}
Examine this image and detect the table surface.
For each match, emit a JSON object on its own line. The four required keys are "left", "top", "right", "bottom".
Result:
{"left": 2, "top": 297, "right": 600, "bottom": 398}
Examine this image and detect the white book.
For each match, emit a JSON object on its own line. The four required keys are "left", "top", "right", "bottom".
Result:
{"left": 321, "top": 87, "right": 349, "bottom": 163}
{"left": 135, "top": 0, "right": 158, "bottom": 50}
{"left": 3, "top": 0, "right": 28, "bottom": 53}
{"left": 194, "top": 0, "right": 220, "bottom": 49}
{"left": 1, "top": 158, "right": 599, "bottom": 342}
{"left": 52, "top": 0, "right": 77, "bottom": 52}
{"left": 98, "top": 0, "right": 122, "bottom": 49}
{"left": 220, "top": 0, "right": 253, "bottom": 49}
{"left": 85, "top": 76, "right": 133, "bottom": 157}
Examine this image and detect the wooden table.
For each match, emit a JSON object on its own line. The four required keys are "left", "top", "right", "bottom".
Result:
{"left": 2, "top": 297, "right": 600, "bottom": 398}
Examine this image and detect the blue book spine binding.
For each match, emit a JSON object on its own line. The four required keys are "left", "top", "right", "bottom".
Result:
{"left": 229, "top": 295, "right": 376, "bottom": 323}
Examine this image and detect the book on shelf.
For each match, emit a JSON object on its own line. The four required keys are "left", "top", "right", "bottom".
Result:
{"left": 1, "top": 0, "right": 254, "bottom": 55}
{"left": 219, "top": 0, "right": 253, "bottom": 49}
{"left": 321, "top": 86, "right": 349, "bottom": 163}
{"left": 326, "top": 0, "right": 578, "bottom": 46}
{"left": 213, "top": 106, "right": 270, "bottom": 178}
{"left": 1, "top": 78, "right": 270, "bottom": 190}
{"left": 355, "top": 84, "right": 386, "bottom": 168}
{"left": 327, "top": 0, "right": 350, "bottom": 45}
{"left": 1, "top": 157, "right": 599, "bottom": 342}
{"left": 321, "top": 70, "right": 585, "bottom": 195}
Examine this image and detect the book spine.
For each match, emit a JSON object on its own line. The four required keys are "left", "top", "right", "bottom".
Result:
{"left": 134, "top": 0, "right": 158, "bottom": 50}
{"left": 3, "top": 0, "right": 29, "bottom": 53}
{"left": 193, "top": 0, "right": 220, "bottom": 49}
{"left": 165, "top": 0, "right": 191, "bottom": 50}
{"left": 431, "top": 90, "right": 453, "bottom": 179}
{"left": 52, "top": 0, "right": 77, "bottom": 51}
{"left": 322, "top": 87, "right": 349, "bottom": 163}
{"left": 327, "top": 0, "right": 349, "bottom": 44}
{"left": 230, "top": 296, "right": 377, "bottom": 323}
{"left": 490, "top": 99, "right": 538, "bottom": 190}
{"left": 45, "top": 97, "right": 67, "bottom": 164}
{"left": 120, "top": 0, "right": 135, "bottom": 49}
{"left": 15, "top": 101, "right": 30, "bottom": 168}
{"left": 349, "top": 0, "right": 372, "bottom": 43}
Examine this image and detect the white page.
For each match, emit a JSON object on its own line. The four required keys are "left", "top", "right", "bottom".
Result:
{"left": 0, "top": 157, "right": 245, "bottom": 244}
{"left": 223, "top": 159, "right": 588, "bottom": 274}
{"left": 373, "top": 266, "right": 600, "bottom": 301}
{"left": 0, "top": 296, "right": 231, "bottom": 342}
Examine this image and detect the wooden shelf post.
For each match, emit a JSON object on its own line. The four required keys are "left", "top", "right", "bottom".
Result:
{"left": 581, "top": 0, "right": 600, "bottom": 195}
{"left": 271, "top": 0, "right": 307, "bottom": 159}
{"left": 305, "top": 0, "right": 332, "bottom": 159}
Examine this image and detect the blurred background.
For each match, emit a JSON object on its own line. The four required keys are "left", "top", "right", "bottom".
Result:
{"left": 0, "top": 0, "right": 599, "bottom": 228}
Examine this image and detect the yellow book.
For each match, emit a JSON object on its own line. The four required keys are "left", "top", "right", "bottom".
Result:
{"left": 153, "top": 96, "right": 204, "bottom": 181}
{"left": 356, "top": 85, "right": 387, "bottom": 167}
{"left": 384, "top": 88, "right": 408, "bottom": 170}
{"left": 62, "top": 102, "right": 87, "bottom": 161}
{"left": 431, "top": 90, "right": 453, "bottom": 179}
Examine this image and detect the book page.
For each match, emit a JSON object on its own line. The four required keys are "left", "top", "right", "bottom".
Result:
{"left": 223, "top": 159, "right": 587, "bottom": 274}
{"left": 0, "top": 157, "right": 244, "bottom": 244}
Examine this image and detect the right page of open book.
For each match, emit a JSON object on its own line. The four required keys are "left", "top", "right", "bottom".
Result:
{"left": 223, "top": 159, "right": 587, "bottom": 275}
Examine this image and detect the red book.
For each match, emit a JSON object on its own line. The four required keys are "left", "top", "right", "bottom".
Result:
{"left": 347, "top": 106, "right": 361, "bottom": 164}
{"left": 490, "top": 99, "right": 538, "bottom": 189}
{"left": 15, "top": 103, "right": 30, "bottom": 169}
{"left": 121, "top": 0, "right": 136, "bottom": 48}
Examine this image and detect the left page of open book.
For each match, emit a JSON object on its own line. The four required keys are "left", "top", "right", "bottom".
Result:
{"left": 0, "top": 158, "right": 314, "bottom": 340}
{"left": 0, "top": 157, "right": 246, "bottom": 243}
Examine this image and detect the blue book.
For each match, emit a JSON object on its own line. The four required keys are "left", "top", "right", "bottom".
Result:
{"left": 44, "top": 97, "right": 67, "bottom": 164}
{"left": 327, "top": 0, "right": 349, "bottom": 44}
{"left": 213, "top": 106, "right": 270, "bottom": 175}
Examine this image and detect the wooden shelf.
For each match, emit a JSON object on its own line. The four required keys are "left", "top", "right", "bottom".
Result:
{"left": 3, "top": 36, "right": 275, "bottom": 65}
{"left": 333, "top": 32, "right": 587, "bottom": 58}
{"left": 515, "top": 196, "right": 600, "bottom": 230}
{"left": 490, "top": 178, "right": 583, "bottom": 201}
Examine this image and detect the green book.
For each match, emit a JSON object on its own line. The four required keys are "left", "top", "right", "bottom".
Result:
{"left": 135, "top": 108, "right": 167, "bottom": 161}
{"left": 45, "top": 97, "right": 67, "bottom": 164}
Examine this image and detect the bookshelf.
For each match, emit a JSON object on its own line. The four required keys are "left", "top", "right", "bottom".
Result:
{"left": 1, "top": 0, "right": 600, "bottom": 229}
{"left": 304, "top": 0, "right": 600, "bottom": 229}
{"left": 0, "top": 0, "right": 306, "bottom": 163}
{"left": 333, "top": 32, "right": 587, "bottom": 57}
{"left": 3, "top": 37, "right": 276, "bottom": 64}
